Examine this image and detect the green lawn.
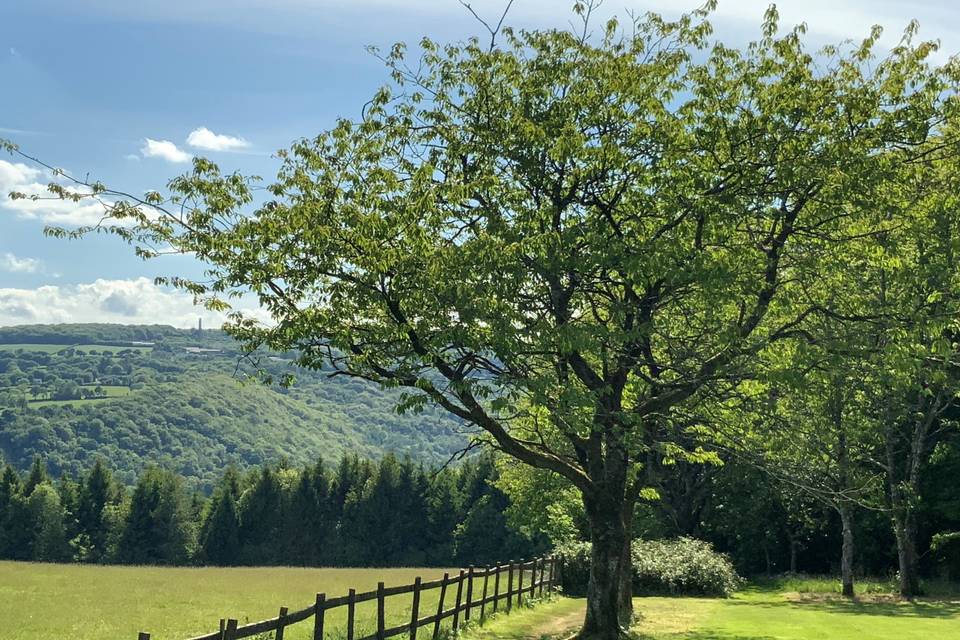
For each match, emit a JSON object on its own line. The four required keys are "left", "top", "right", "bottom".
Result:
{"left": 0, "top": 561, "right": 460, "bottom": 640}
{"left": 461, "top": 589, "right": 960, "bottom": 640}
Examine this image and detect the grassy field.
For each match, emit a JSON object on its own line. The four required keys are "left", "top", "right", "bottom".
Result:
{"left": 25, "top": 385, "right": 133, "bottom": 407}
{"left": 4, "top": 562, "right": 958, "bottom": 640}
{"left": 0, "top": 343, "right": 69, "bottom": 353}
{"left": 0, "top": 561, "right": 461, "bottom": 640}
{"left": 0, "top": 343, "right": 152, "bottom": 353}
{"left": 463, "top": 589, "right": 960, "bottom": 640}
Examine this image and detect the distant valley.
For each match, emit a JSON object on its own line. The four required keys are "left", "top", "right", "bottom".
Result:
{"left": 0, "top": 324, "right": 466, "bottom": 490}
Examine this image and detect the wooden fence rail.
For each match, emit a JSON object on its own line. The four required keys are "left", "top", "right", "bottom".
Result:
{"left": 137, "top": 555, "right": 560, "bottom": 640}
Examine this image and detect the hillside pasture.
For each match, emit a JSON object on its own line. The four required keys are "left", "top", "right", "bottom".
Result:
{"left": 0, "top": 343, "right": 68, "bottom": 353}
{"left": 0, "top": 561, "right": 465, "bottom": 640}
{"left": 0, "top": 343, "right": 152, "bottom": 354}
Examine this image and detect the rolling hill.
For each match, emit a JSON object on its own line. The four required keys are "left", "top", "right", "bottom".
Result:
{"left": 0, "top": 324, "right": 467, "bottom": 490}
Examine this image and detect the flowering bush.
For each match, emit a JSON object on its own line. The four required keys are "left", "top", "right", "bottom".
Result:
{"left": 557, "top": 537, "right": 742, "bottom": 597}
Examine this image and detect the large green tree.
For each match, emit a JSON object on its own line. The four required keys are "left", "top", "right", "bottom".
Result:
{"left": 6, "top": 3, "right": 959, "bottom": 636}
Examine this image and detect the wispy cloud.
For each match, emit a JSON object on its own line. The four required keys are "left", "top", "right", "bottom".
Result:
{"left": 0, "top": 277, "right": 270, "bottom": 328}
{"left": 141, "top": 138, "right": 192, "bottom": 163}
{"left": 0, "top": 126, "right": 48, "bottom": 136}
{"left": 0, "top": 252, "right": 42, "bottom": 274}
{"left": 187, "top": 127, "right": 250, "bottom": 152}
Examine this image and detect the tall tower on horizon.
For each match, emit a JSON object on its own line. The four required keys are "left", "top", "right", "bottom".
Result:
{"left": 198, "top": 318, "right": 202, "bottom": 332}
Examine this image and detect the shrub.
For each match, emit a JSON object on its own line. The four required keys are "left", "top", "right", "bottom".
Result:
{"left": 557, "top": 537, "right": 742, "bottom": 597}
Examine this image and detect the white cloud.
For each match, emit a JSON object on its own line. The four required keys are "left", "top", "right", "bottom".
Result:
{"left": 0, "top": 277, "right": 271, "bottom": 328}
{"left": 186, "top": 127, "right": 250, "bottom": 152}
{"left": 0, "top": 159, "right": 111, "bottom": 226}
{"left": 0, "top": 253, "right": 42, "bottom": 274}
{"left": 141, "top": 138, "right": 192, "bottom": 163}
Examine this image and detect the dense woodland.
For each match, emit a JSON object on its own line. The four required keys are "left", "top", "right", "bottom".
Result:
{"left": 0, "top": 325, "right": 465, "bottom": 490}
{"left": 0, "top": 453, "right": 542, "bottom": 567}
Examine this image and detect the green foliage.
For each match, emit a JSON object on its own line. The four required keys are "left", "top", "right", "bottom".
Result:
{"left": 558, "top": 537, "right": 742, "bottom": 597}
{"left": 930, "top": 532, "right": 960, "bottom": 580}
{"left": 0, "top": 453, "right": 541, "bottom": 567}
{"left": 118, "top": 467, "right": 194, "bottom": 565}
{"left": 0, "top": 325, "right": 466, "bottom": 488}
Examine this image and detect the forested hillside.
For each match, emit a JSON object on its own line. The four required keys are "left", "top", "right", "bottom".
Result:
{"left": 0, "top": 324, "right": 466, "bottom": 490}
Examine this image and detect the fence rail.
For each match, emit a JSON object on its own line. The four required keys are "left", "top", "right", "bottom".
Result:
{"left": 137, "top": 556, "right": 560, "bottom": 640}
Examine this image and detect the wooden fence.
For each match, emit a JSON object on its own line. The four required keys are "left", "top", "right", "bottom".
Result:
{"left": 136, "top": 556, "right": 560, "bottom": 640}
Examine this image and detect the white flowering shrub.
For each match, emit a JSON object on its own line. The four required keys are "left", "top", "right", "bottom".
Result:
{"left": 558, "top": 537, "right": 742, "bottom": 597}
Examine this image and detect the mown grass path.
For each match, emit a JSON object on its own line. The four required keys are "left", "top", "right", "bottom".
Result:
{"left": 462, "top": 589, "right": 960, "bottom": 640}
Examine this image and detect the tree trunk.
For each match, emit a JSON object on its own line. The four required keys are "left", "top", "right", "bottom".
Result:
{"left": 838, "top": 505, "right": 855, "bottom": 598}
{"left": 618, "top": 523, "right": 633, "bottom": 627}
{"left": 580, "top": 494, "right": 631, "bottom": 640}
{"left": 890, "top": 493, "right": 920, "bottom": 598}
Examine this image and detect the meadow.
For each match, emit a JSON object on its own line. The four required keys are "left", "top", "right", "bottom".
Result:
{"left": 0, "top": 561, "right": 461, "bottom": 640}
{"left": 3, "top": 561, "right": 959, "bottom": 640}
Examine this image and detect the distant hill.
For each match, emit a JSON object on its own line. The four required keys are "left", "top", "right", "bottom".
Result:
{"left": 0, "top": 324, "right": 466, "bottom": 490}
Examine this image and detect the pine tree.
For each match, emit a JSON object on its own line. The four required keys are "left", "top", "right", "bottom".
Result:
{"left": 118, "top": 467, "right": 192, "bottom": 565}
{"left": 199, "top": 484, "right": 241, "bottom": 566}
{"left": 0, "top": 465, "right": 22, "bottom": 558}
{"left": 77, "top": 459, "right": 115, "bottom": 562}
{"left": 27, "top": 483, "right": 69, "bottom": 562}
{"left": 23, "top": 457, "right": 48, "bottom": 496}
{"left": 237, "top": 466, "right": 283, "bottom": 565}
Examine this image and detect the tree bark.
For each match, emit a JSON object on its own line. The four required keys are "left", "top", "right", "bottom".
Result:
{"left": 838, "top": 504, "right": 855, "bottom": 598}
{"left": 580, "top": 493, "right": 632, "bottom": 640}
{"left": 890, "top": 491, "right": 920, "bottom": 598}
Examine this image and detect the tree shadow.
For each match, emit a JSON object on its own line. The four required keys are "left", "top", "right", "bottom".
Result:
{"left": 634, "top": 632, "right": 777, "bottom": 640}
{"left": 782, "top": 597, "right": 960, "bottom": 619}
{"left": 716, "top": 594, "right": 960, "bottom": 619}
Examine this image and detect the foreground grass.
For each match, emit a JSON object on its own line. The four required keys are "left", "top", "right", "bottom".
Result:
{"left": 0, "top": 561, "right": 458, "bottom": 640}
{"left": 4, "top": 563, "right": 958, "bottom": 640}
{"left": 461, "top": 588, "right": 960, "bottom": 640}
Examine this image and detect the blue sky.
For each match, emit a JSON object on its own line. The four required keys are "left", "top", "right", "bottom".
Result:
{"left": 1, "top": 0, "right": 958, "bottom": 327}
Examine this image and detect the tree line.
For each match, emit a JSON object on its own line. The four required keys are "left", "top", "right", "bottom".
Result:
{"left": 0, "top": 454, "right": 543, "bottom": 567}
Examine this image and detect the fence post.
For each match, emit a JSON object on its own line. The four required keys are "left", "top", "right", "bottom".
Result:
{"left": 138, "top": 633, "right": 150, "bottom": 640}
{"left": 410, "top": 576, "right": 422, "bottom": 640}
{"left": 347, "top": 588, "right": 356, "bottom": 640}
{"left": 314, "top": 594, "right": 326, "bottom": 640}
{"left": 493, "top": 565, "right": 501, "bottom": 613}
{"left": 517, "top": 559, "right": 525, "bottom": 607}
{"left": 452, "top": 569, "right": 465, "bottom": 631}
{"left": 506, "top": 562, "right": 514, "bottom": 612}
{"left": 532, "top": 558, "right": 540, "bottom": 598}
{"left": 377, "top": 582, "right": 386, "bottom": 640}
{"left": 480, "top": 567, "right": 490, "bottom": 619}
{"left": 433, "top": 573, "right": 449, "bottom": 640}
{"left": 275, "top": 606, "right": 289, "bottom": 640}
{"left": 224, "top": 619, "right": 238, "bottom": 640}
{"left": 465, "top": 566, "right": 474, "bottom": 622}
{"left": 219, "top": 618, "right": 226, "bottom": 640}
{"left": 540, "top": 558, "right": 547, "bottom": 597}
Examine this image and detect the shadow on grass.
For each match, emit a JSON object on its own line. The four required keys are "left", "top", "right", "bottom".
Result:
{"left": 634, "top": 632, "right": 777, "bottom": 640}
{"left": 718, "top": 590, "right": 960, "bottom": 619}
{"left": 782, "top": 598, "right": 960, "bottom": 619}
